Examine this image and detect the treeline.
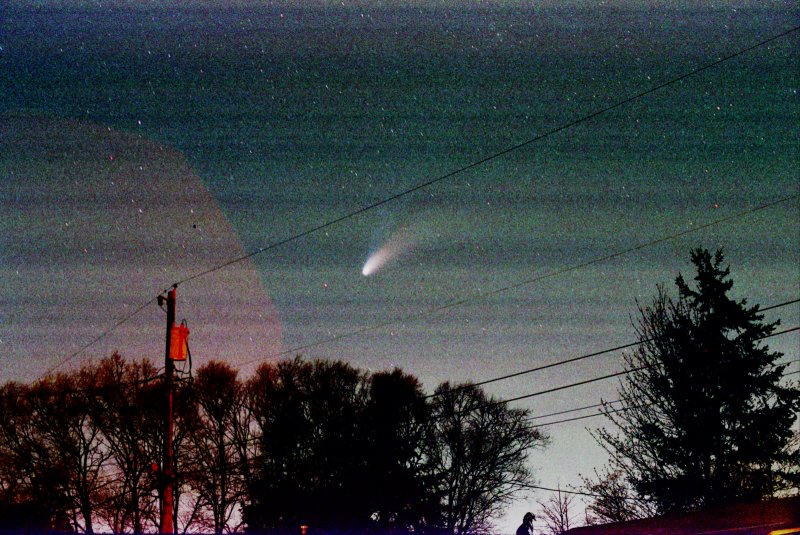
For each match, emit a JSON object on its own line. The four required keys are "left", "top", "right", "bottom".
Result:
{"left": 0, "top": 355, "right": 548, "bottom": 534}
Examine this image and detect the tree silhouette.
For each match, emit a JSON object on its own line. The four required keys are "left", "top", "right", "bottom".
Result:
{"left": 428, "top": 383, "right": 548, "bottom": 534}
{"left": 29, "top": 370, "right": 111, "bottom": 534}
{"left": 0, "top": 381, "right": 71, "bottom": 530}
{"left": 361, "top": 368, "right": 439, "bottom": 532}
{"left": 0, "top": 355, "right": 552, "bottom": 533}
{"left": 537, "top": 485, "right": 575, "bottom": 535}
{"left": 593, "top": 248, "right": 800, "bottom": 514}
{"left": 90, "top": 354, "right": 162, "bottom": 533}
{"left": 184, "top": 361, "right": 248, "bottom": 534}
{"left": 244, "top": 358, "right": 369, "bottom": 532}
{"left": 0, "top": 368, "right": 114, "bottom": 532}
{"left": 580, "top": 467, "right": 653, "bottom": 524}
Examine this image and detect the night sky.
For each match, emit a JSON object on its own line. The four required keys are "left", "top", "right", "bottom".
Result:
{"left": 1, "top": 1, "right": 798, "bottom": 530}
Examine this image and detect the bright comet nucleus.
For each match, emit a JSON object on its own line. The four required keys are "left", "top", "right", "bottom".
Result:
{"left": 362, "top": 229, "right": 414, "bottom": 277}
{"left": 362, "top": 250, "right": 390, "bottom": 276}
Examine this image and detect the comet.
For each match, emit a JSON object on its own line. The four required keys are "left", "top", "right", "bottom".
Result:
{"left": 362, "top": 228, "right": 414, "bottom": 276}
{"left": 362, "top": 249, "right": 392, "bottom": 276}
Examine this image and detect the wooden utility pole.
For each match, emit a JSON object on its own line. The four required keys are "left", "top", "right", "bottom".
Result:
{"left": 160, "top": 286, "right": 176, "bottom": 534}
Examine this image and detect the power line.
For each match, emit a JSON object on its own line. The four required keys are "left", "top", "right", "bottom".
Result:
{"left": 518, "top": 482, "right": 643, "bottom": 502}
{"left": 36, "top": 298, "right": 796, "bottom": 405}
{"left": 761, "top": 297, "right": 800, "bottom": 313}
{"left": 426, "top": 342, "right": 643, "bottom": 401}
{"left": 42, "top": 296, "right": 159, "bottom": 376}
{"left": 528, "top": 399, "right": 625, "bottom": 422}
{"left": 171, "top": 26, "right": 800, "bottom": 289}
{"left": 30, "top": 291, "right": 795, "bottom": 408}
{"left": 38, "top": 25, "right": 800, "bottom": 379}
{"left": 44, "top": 200, "right": 798, "bottom": 381}
{"left": 47, "top": 188, "right": 796, "bottom": 382}
{"left": 503, "top": 368, "right": 647, "bottom": 407}
{"left": 450, "top": 326, "right": 800, "bottom": 416}
{"left": 234, "top": 196, "right": 798, "bottom": 373}
{"left": 426, "top": 297, "right": 799, "bottom": 399}
{"left": 424, "top": 197, "right": 798, "bottom": 318}
{"left": 526, "top": 358, "right": 800, "bottom": 426}
{"left": 12, "top": 330, "right": 798, "bottom": 410}
{"left": 529, "top": 400, "right": 619, "bottom": 421}
{"left": 531, "top": 361, "right": 800, "bottom": 429}
{"left": 534, "top": 404, "right": 646, "bottom": 428}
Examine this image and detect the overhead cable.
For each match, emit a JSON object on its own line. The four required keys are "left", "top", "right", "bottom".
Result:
{"left": 448, "top": 325, "right": 799, "bottom": 416}
{"left": 526, "top": 358, "right": 799, "bottom": 426}
{"left": 171, "top": 26, "right": 800, "bottom": 288}
{"left": 38, "top": 25, "right": 800, "bottom": 379}
{"left": 234, "top": 202, "right": 799, "bottom": 373}
{"left": 426, "top": 297, "right": 799, "bottom": 399}
{"left": 532, "top": 360, "right": 799, "bottom": 428}
{"left": 42, "top": 296, "right": 159, "bottom": 376}
{"left": 517, "top": 482, "right": 644, "bottom": 501}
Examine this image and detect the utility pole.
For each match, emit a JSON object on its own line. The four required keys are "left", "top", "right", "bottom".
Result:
{"left": 160, "top": 286, "right": 176, "bottom": 534}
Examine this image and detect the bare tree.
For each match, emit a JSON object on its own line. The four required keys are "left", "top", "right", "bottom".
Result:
{"left": 90, "top": 354, "right": 162, "bottom": 533}
{"left": 428, "top": 383, "right": 548, "bottom": 534}
{"left": 1, "top": 355, "right": 557, "bottom": 535}
{"left": 0, "top": 381, "right": 70, "bottom": 529}
{"left": 175, "top": 490, "right": 213, "bottom": 535}
{"left": 537, "top": 486, "right": 575, "bottom": 535}
{"left": 580, "top": 467, "right": 653, "bottom": 524}
{"left": 184, "top": 361, "right": 247, "bottom": 534}
{"left": 230, "top": 373, "right": 258, "bottom": 526}
{"left": 27, "top": 369, "right": 112, "bottom": 533}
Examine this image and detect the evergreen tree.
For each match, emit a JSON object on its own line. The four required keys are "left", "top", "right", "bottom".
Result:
{"left": 594, "top": 248, "right": 800, "bottom": 514}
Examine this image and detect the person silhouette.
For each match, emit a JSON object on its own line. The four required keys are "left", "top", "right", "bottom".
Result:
{"left": 516, "top": 512, "right": 536, "bottom": 535}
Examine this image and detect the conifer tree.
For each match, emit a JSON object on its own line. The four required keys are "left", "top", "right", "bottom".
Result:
{"left": 594, "top": 248, "right": 799, "bottom": 513}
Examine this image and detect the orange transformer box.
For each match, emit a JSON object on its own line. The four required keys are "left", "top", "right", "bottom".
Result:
{"left": 169, "top": 323, "right": 190, "bottom": 361}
